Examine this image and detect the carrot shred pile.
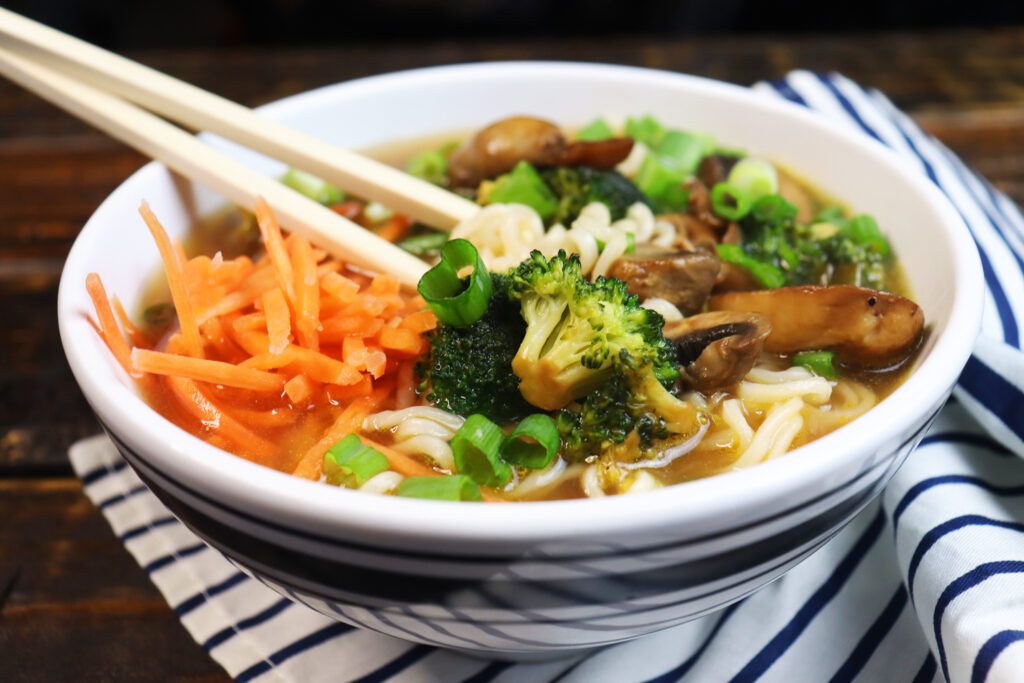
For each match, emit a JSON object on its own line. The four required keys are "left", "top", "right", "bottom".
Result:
{"left": 87, "top": 198, "right": 438, "bottom": 480}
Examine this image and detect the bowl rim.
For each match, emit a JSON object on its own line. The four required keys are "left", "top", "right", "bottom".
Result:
{"left": 58, "top": 61, "right": 983, "bottom": 546}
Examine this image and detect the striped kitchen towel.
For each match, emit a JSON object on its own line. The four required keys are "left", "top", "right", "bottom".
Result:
{"left": 68, "top": 72, "right": 1024, "bottom": 682}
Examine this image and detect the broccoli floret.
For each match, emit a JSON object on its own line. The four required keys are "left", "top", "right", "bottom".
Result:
{"left": 507, "top": 251, "right": 693, "bottom": 459}
{"left": 538, "top": 166, "right": 652, "bottom": 225}
{"left": 735, "top": 196, "right": 891, "bottom": 289}
{"left": 508, "top": 250, "right": 678, "bottom": 411}
{"left": 419, "top": 273, "right": 532, "bottom": 422}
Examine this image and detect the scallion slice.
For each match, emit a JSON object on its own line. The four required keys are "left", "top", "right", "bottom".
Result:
{"left": 396, "top": 475, "right": 483, "bottom": 502}
{"left": 727, "top": 157, "right": 778, "bottom": 201}
{"left": 792, "top": 350, "right": 840, "bottom": 380}
{"left": 417, "top": 239, "right": 492, "bottom": 327}
{"left": 323, "top": 434, "right": 390, "bottom": 489}
{"left": 577, "top": 118, "right": 615, "bottom": 141}
{"left": 451, "top": 414, "right": 511, "bottom": 487}
{"left": 717, "top": 244, "right": 786, "bottom": 289}
{"left": 281, "top": 168, "right": 345, "bottom": 205}
{"left": 397, "top": 231, "right": 448, "bottom": 256}
{"left": 500, "top": 414, "right": 559, "bottom": 470}
{"left": 710, "top": 182, "right": 753, "bottom": 221}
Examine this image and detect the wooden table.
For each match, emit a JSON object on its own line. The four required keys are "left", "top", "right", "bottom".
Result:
{"left": 2, "top": 29, "right": 1023, "bottom": 680}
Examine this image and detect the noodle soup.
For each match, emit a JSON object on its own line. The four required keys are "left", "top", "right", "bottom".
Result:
{"left": 88, "top": 114, "right": 925, "bottom": 502}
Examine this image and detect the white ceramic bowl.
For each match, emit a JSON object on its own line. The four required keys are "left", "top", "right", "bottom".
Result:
{"left": 58, "top": 62, "right": 982, "bottom": 659}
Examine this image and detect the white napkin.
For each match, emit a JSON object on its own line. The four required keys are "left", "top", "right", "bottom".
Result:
{"left": 69, "top": 71, "right": 1024, "bottom": 683}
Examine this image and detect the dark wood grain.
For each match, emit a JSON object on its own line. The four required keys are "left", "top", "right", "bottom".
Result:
{"left": 1, "top": 29, "right": 1022, "bottom": 680}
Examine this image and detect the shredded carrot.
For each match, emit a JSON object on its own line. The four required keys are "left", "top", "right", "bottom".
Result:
{"left": 331, "top": 200, "right": 364, "bottom": 221}
{"left": 364, "top": 347, "right": 387, "bottom": 379}
{"left": 139, "top": 202, "right": 204, "bottom": 357}
{"left": 254, "top": 197, "right": 295, "bottom": 304}
{"left": 321, "top": 271, "right": 360, "bottom": 304}
{"left": 399, "top": 310, "right": 437, "bottom": 334}
{"left": 165, "top": 376, "right": 275, "bottom": 458}
{"left": 89, "top": 201, "right": 479, "bottom": 497}
{"left": 85, "top": 273, "right": 135, "bottom": 375}
{"left": 112, "top": 296, "right": 150, "bottom": 348}
{"left": 376, "top": 215, "right": 412, "bottom": 243}
{"left": 284, "top": 374, "right": 315, "bottom": 403}
{"left": 290, "top": 234, "right": 320, "bottom": 351}
{"left": 358, "top": 435, "right": 435, "bottom": 478}
{"left": 319, "top": 315, "right": 385, "bottom": 342}
{"left": 287, "top": 346, "right": 362, "bottom": 385}
{"left": 133, "top": 348, "right": 284, "bottom": 392}
{"left": 378, "top": 326, "right": 426, "bottom": 357}
{"left": 262, "top": 288, "right": 291, "bottom": 354}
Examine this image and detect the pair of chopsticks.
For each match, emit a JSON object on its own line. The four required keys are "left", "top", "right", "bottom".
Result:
{"left": 0, "top": 8, "right": 480, "bottom": 287}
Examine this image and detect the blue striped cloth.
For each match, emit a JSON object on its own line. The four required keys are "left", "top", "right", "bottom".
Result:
{"left": 68, "top": 71, "right": 1024, "bottom": 683}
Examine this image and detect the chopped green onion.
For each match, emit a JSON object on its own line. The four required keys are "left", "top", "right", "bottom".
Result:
{"left": 397, "top": 231, "right": 448, "bottom": 256}
{"left": 451, "top": 414, "right": 511, "bottom": 487}
{"left": 406, "top": 150, "right": 448, "bottom": 186}
{"left": 485, "top": 161, "right": 559, "bottom": 220}
{"left": 843, "top": 215, "right": 891, "bottom": 257}
{"left": 397, "top": 475, "right": 482, "bottom": 502}
{"left": 577, "top": 118, "right": 615, "bottom": 142}
{"left": 792, "top": 350, "right": 840, "bottom": 380}
{"left": 363, "top": 202, "right": 394, "bottom": 224}
{"left": 624, "top": 115, "right": 666, "bottom": 148}
{"left": 717, "top": 243, "right": 786, "bottom": 288}
{"left": 500, "top": 414, "right": 559, "bottom": 469}
{"left": 417, "top": 239, "right": 493, "bottom": 327}
{"left": 625, "top": 231, "right": 636, "bottom": 254}
{"left": 727, "top": 157, "right": 778, "bottom": 201}
{"left": 749, "top": 194, "right": 798, "bottom": 225}
{"left": 635, "top": 154, "right": 688, "bottom": 212}
{"left": 323, "top": 434, "right": 389, "bottom": 488}
{"left": 710, "top": 182, "right": 753, "bottom": 221}
{"left": 655, "top": 130, "right": 706, "bottom": 174}
{"left": 281, "top": 168, "right": 345, "bottom": 205}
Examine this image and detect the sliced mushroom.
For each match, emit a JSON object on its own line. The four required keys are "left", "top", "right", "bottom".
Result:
{"left": 708, "top": 285, "right": 925, "bottom": 369}
{"left": 696, "top": 153, "right": 741, "bottom": 188}
{"left": 608, "top": 246, "right": 720, "bottom": 315}
{"left": 659, "top": 213, "right": 719, "bottom": 252}
{"left": 447, "top": 116, "right": 634, "bottom": 187}
{"left": 560, "top": 137, "right": 634, "bottom": 169}
{"left": 663, "top": 312, "right": 771, "bottom": 392}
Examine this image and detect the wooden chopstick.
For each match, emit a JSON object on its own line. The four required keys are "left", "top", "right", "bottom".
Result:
{"left": 0, "top": 45, "right": 430, "bottom": 287}
{"left": 0, "top": 7, "right": 479, "bottom": 230}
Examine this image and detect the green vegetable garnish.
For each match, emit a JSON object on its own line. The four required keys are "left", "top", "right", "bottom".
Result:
{"left": 727, "top": 157, "right": 778, "bottom": 201}
{"left": 635, "top": 155, "right": 688, "bottom": 212}
{"left": 396, "top": 475, "right": 483, "bottom": 502}
{"left": 843, "top": 214, "right": 891, "bottom": 257}
{"left": 577, "top": 118, "right": 615, "bottom": 141}
{"left": 501, "top": 414, "right": 560, "bottom": 469}
{"left": 540, "top": 166, "right": 652, "bottom": 225}
{"left": 624, "top": 115, "right": 666, "bottom": 148}
{"left": 451, "top": 414, "right": 511, "bottom": 487}
{"left": 419, "top": 273, "right": 532, "bottom": 423}
{"left": 655, "top": 130, "right": 707, "bottom": 175}
{"left": 281, "top": 169, "right": 345, "bottom": 205}
{"left": 485, "top": 161, "right": 559, "bottom": 220}
{"left": 710, "top": 182, "right": 754, "bottom": 221}
{"left": 792, "top": 350, "right": 840, "bottom": 380}
{"left": 406, "top": 150, "right": 448, "bottom": 186}
{"left": 397, "top": 231, "right": 448, "bottom": 256}
{"left": 323, "top": 434, "right": 389, "bottom": 488}
{"left": 418, "top": 239, "right": 493, "bottom": 327}
{"left": 717, "top": 243, "right": 786, "bottom": 288}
